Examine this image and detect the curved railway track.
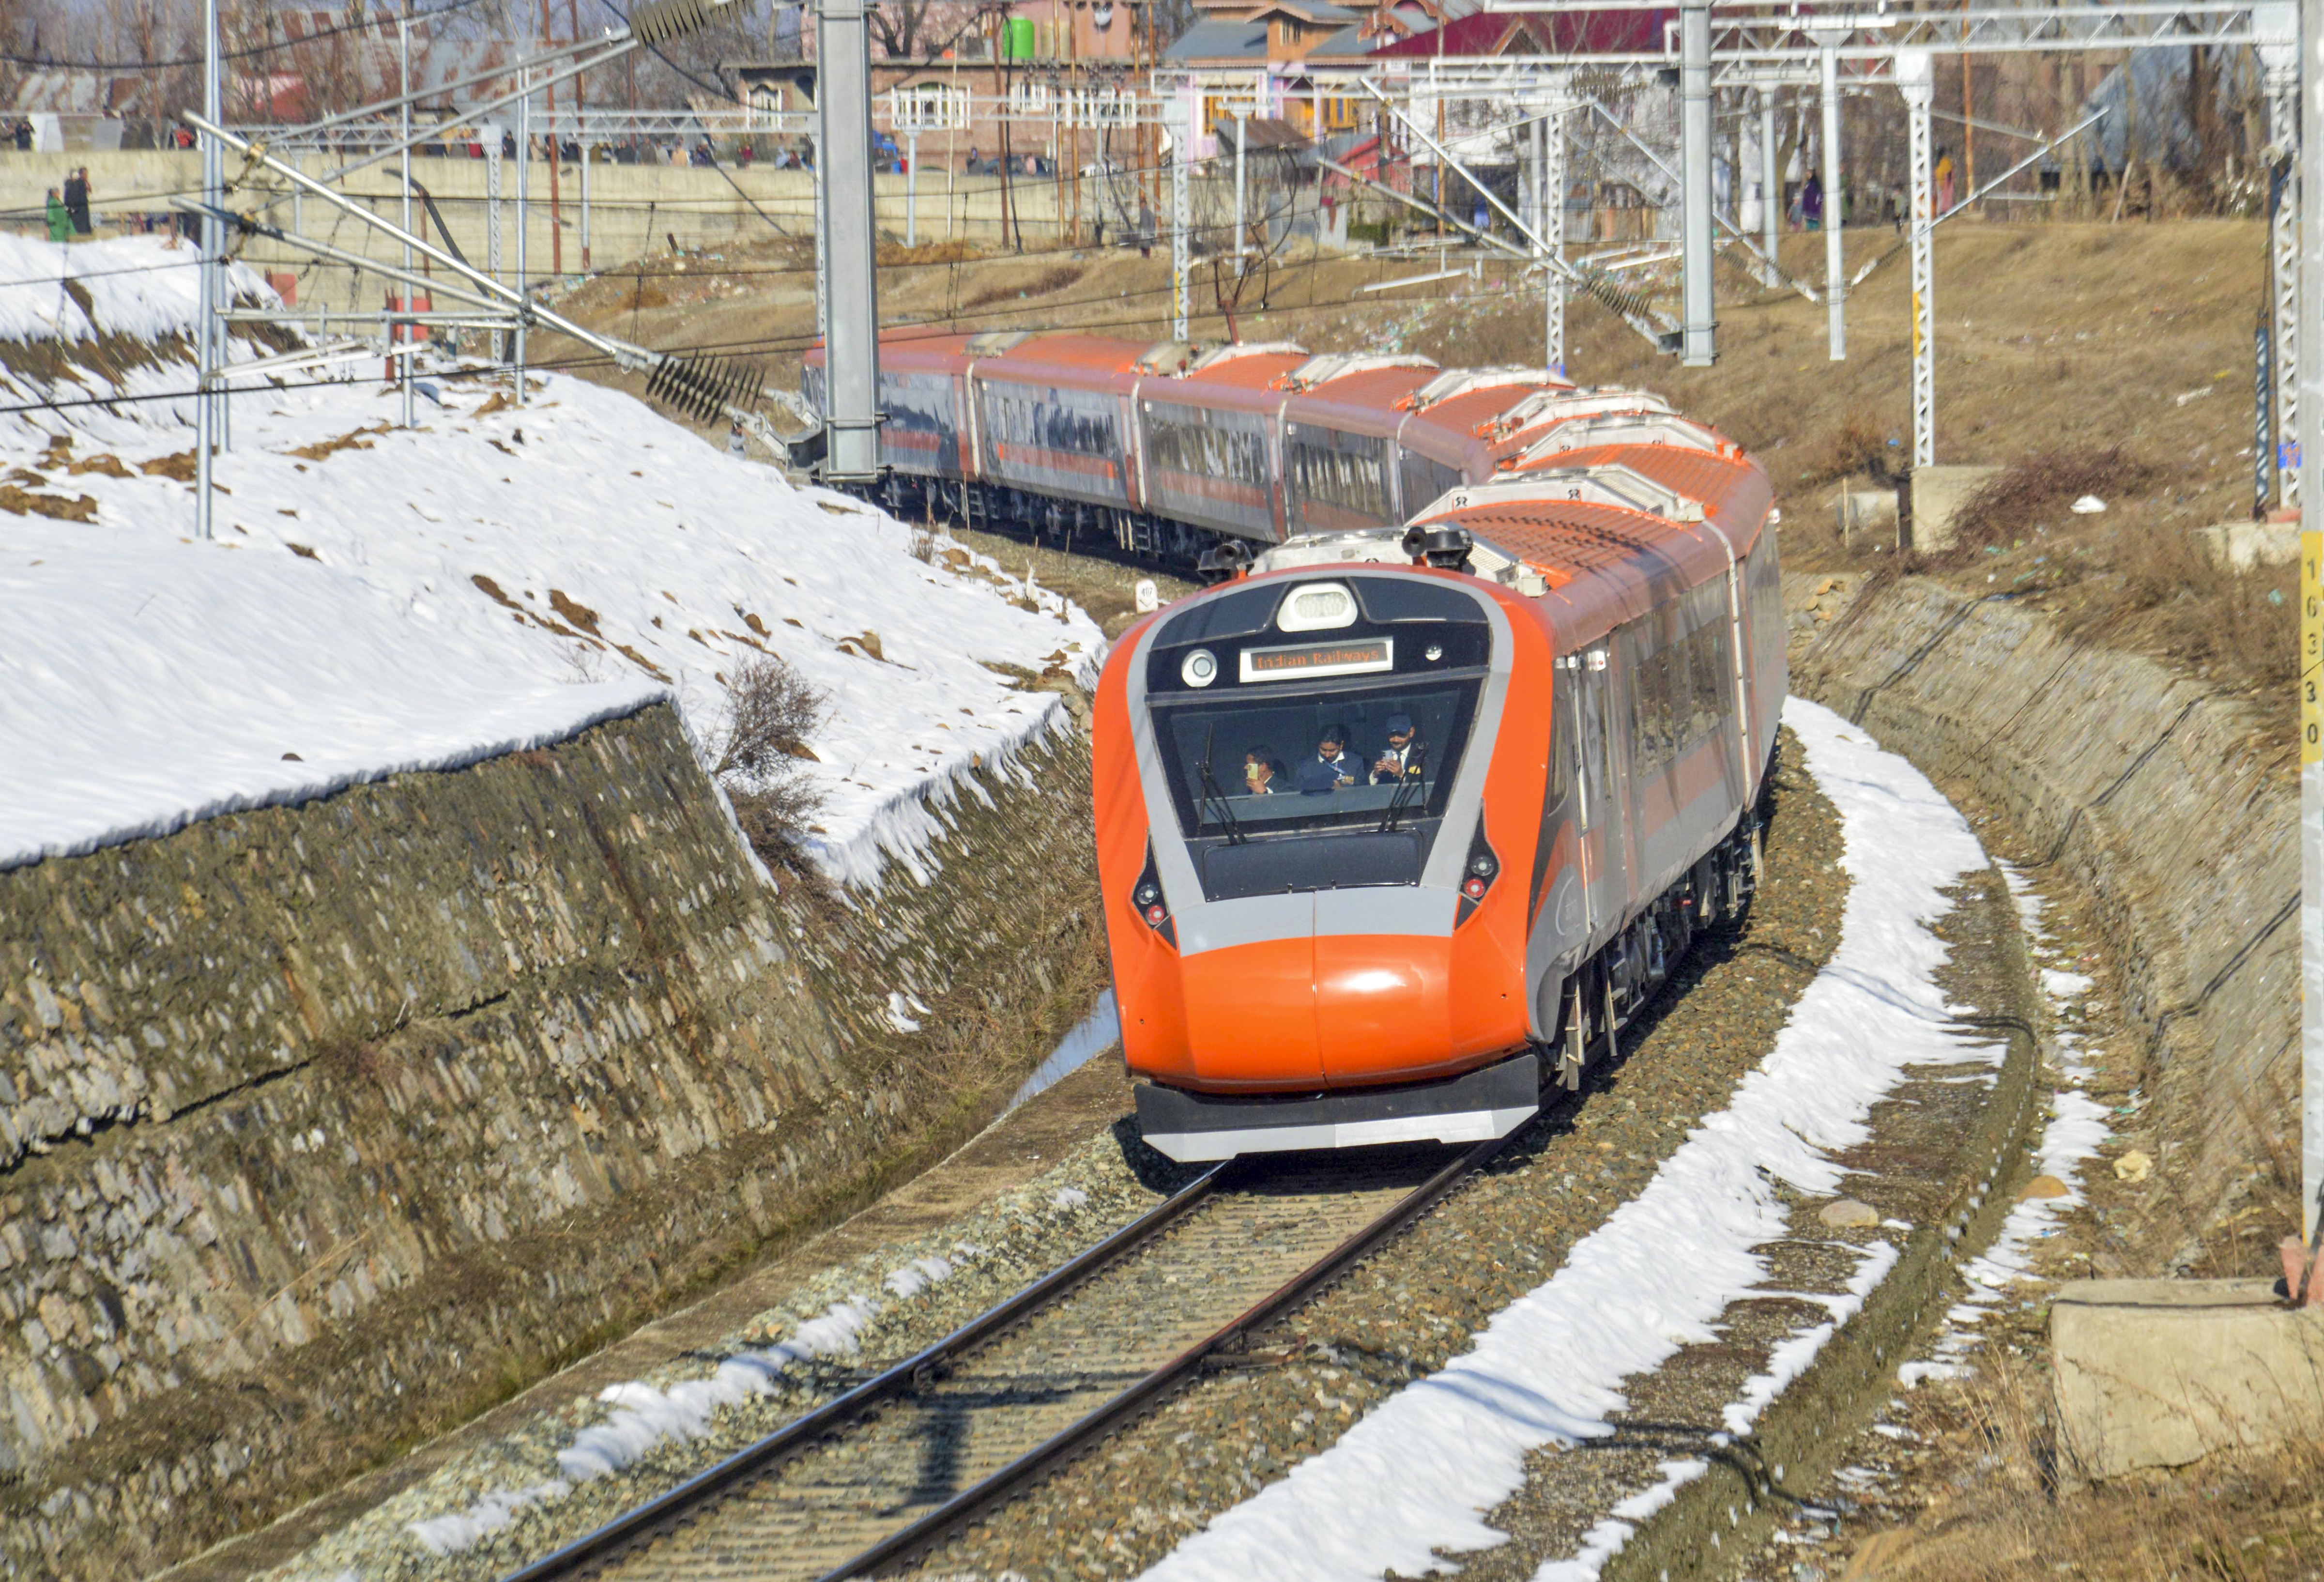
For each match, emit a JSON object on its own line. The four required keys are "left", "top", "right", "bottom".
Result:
{"left": 499, "top": 1132, "right": 1518, "bottom": 1582}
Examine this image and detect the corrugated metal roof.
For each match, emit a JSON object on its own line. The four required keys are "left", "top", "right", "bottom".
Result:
{"left": 1164, "top": 17, "right": 1270, "bottom": 61}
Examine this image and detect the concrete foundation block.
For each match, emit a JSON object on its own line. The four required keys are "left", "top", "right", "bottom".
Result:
{"left": 1905, "top": 463, "right": 2006, "bottom": 554}
{"left": 2195, "top": 520, "right": 2300, "bottom": 572}
{"left": 2051, "top": 1278, "right": 2324, "bottom": 1479}
{"left": 1829, "top": 477, "right": 1900, "bottom": 542}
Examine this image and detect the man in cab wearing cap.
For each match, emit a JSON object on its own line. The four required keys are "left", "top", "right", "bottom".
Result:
{"left": 1370, "top": 713, "right": 1426, "bottom": 786}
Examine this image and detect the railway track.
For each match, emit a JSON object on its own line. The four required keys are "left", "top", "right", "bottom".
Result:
{"left": 500, "top": 1133, "right": 1515, "bottom": 1582}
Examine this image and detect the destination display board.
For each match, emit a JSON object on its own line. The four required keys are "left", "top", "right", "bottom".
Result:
{"left": 1238, "top": 637, "right": 1394, "bottom": 684}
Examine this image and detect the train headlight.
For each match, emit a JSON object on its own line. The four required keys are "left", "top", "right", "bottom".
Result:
{"left": 1131, "top": 845, "right": 1174, "bottom": 941}
{"left": 1181, "top": 648, "right": 1219, "bottom": 688}
{"left": 1457, "top": 826, "right": 1499, "bottom": 917}
{"left": 1276, "top": 581, "right": 1358, "bottom": 631}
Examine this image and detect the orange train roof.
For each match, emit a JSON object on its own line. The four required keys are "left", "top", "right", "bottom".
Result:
{"left": 1438, "top": 501, "right": 1716, "bottom": 584}
{"left": 1178, "top": 350, "right": 1309, "bottom": 391}
{"left": 1281, "top": 364, "right": 1441, "bottom": 437}
{"left": 982, "top": 334, "right": 1149, "bottom": 381}
{"left": 1517, "top": 441, "right": 1773, "bottom": 539}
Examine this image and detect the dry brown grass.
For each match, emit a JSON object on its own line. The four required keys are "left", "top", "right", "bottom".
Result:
{"left": 1942, "top": 451, "right": 2164, "bottom": 558}
{"left": 1837, "top": 1349, "right": 2324, "bottom": 1582}
{"left": 960, "top": 263, "right": 1084, "bottom": 312}
{"left": 2044, "top": 515, "right": 2298, "bottom": 702}
{"left": 878, "top": 238, "right": 983, "bottom": 267}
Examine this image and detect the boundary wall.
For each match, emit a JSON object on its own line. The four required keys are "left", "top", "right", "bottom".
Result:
{"left": 0, "top": 698, "right": 1103, "bottom": 1580}
{"left": 1, "top": 150, "right": 1101, "bottom": 318}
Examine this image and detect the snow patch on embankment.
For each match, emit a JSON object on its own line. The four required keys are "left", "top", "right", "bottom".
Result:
{"left": 0, "top": 237, "right": 1101, "bottom": 882}
{"left": 1134, "top": 698, "right": 1992, "bottom": 1582}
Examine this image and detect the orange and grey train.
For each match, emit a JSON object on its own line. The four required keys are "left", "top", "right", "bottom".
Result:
{"left": 804, "top": 331, "right": 1786, "bottom": 1159}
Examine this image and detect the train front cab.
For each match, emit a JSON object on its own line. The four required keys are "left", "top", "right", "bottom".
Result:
{"left": 1098, "top": 566, "right": 1560, "bottom": 1161}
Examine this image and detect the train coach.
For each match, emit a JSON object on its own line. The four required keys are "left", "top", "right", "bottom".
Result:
{"left": 803, "top": 331, "right": 1637, "bottom": 562}
{"left": 805, "top": 329, "right": 1784, "bottom": 1161}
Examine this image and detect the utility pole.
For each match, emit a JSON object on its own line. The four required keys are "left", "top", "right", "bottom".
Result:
{"left": 1540, "top": 90, "right": 1565, "bottom": 378}
{"left": 196, "top": 0, "right": 220, "bottom": 540}
{"left": 1679, "top": 0, "right": 1714, "bottom": 366}
{"left": 2267, "top": 36, "right": 2299, "bottom": 505}
{"left": 1233, "top": 113, "right": 1247, "bottom": 261}
{"left": 1959, "top": 0, "right": 1976, "bottom": 196}
{"left": 1815, "top": 32, "right": 1847, "bottom": 360}
{"left": 400, "top": 7, "right": 415, "bottom": 430}
{"left": 2298, "top": 0, "right": 2323, "bottom": 1264}
{"left": 1759, "top": 85, "right": 1780, "bottom": 288}
{"left": 570, "top": 0, "right": 586, "bottom": 274}
{"left": 487, "top": 127, "right": 505, "bottom": 362}
{"left": 1172, "top": 92, "right": 1191, "bottom": 340}
{"left": 1901, "top": 49, "right": 1935, "bottom": 470}
{"left": 818, "top": 0, "right": 882, "bottom": 482}
{"left": 546, "top": 0, "right": 564, "bottom": 279}
{"left": 815, "top": 122, "right": 827, "bottom": 336}
{"left": 516, "top": 68, "right": 531, "bottom": 400}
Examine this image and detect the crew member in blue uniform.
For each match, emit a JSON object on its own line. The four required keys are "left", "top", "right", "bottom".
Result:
{"left": 1294, "top": 723, "right": 1362, "bottom": 794}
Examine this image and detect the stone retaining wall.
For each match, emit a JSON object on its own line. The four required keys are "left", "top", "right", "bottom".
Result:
{"left": 0, "top": 699, "right": 1102, "bottom": 1580}
{"left": 1788, "top": 573, "right": 2295, "bottom": 1259}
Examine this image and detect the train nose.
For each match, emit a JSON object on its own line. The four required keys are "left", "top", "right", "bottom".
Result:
{"left": 1314, "top": 935, "right": 1452, "bottom": 1085}
{"left": 1175, "top": 936, "right": 1324, "bottom": 1088}
{"left": 1167, "top": 930, "right": 1457, "bottom": 1090}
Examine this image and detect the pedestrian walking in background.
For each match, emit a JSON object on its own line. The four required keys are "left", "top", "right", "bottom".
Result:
{"left": 1138, "top": 196, "right": 1155, "bottom": 258}
{"left": 1935, "top": 146, "right": 1956, "bottom": 213}
{"left": 63, "top": 167, "right": 92, "bottom": 236}
{"left": 726, "top": 420, "right": 749, "bottom": 459}
{"left": 46, "top": 188, "right": 72, "bottom": 242}
{"left": 1800, "top": 169, "right": 1823, "bottom": 232}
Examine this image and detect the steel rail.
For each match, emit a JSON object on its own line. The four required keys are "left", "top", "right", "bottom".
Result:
{"left": 496, "top": 1160, "right": 1232, "bottom": 1582}
{"left": 814, "top": 1129, "right": 1515, "bottom": 1582}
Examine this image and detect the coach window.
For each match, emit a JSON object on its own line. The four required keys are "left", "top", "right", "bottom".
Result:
{"left": 1400, "top": 451, "right": 1463, "bottom": 517}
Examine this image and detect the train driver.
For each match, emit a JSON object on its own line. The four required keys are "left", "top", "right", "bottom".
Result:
{"left": 1293, "top": 723, "right": 1362, "bottom": 794}
{"left": 1370, "top": 713, "right": 1426, "bottom": 785}
{"left": 1242, "top": 746, "right": 1289, "bottom": 795}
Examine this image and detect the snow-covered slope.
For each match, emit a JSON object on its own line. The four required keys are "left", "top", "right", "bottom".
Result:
{"left": 0, "top": 238, "right": 1101, "bottom": 883}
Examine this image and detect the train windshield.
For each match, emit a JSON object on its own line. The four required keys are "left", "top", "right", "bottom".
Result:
{"left": 1149, "top": 678, "right": 1483, "bottom": 839}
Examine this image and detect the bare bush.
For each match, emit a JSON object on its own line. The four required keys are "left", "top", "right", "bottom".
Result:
{"left": 1945, "top": 449, "right": 2162, "bottom": 557}
{"left": 1802, "top": 414, "right": 1903, "bottom": 488}
{"left": 710, "top": 655, "right": 830, "bottom": 878}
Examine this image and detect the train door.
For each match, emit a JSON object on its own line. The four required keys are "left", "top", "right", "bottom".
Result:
{"left": 1574, "top": 643, "right": 1630, "bottom": 939}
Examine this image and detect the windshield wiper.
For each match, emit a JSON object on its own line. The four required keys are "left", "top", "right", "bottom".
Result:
{"left": 1378, "top": 745, "right": 1428, "bottom": 834}
{"left": 1197, "top": 724, "right": 1247, "bottom": 845}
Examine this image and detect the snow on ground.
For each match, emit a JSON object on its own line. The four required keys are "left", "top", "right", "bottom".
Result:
{"left": 0, "top": 230, "right": 272, "bottom": 344}
{"left": 1134, "top": 698, "right": 1994, "bottom": 1582}
{"left": 0, "top": 237, "right": 1101, "bottom": 882}
{"left": 1007, "top": 988, "right": 1123, "bottom": 1112}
